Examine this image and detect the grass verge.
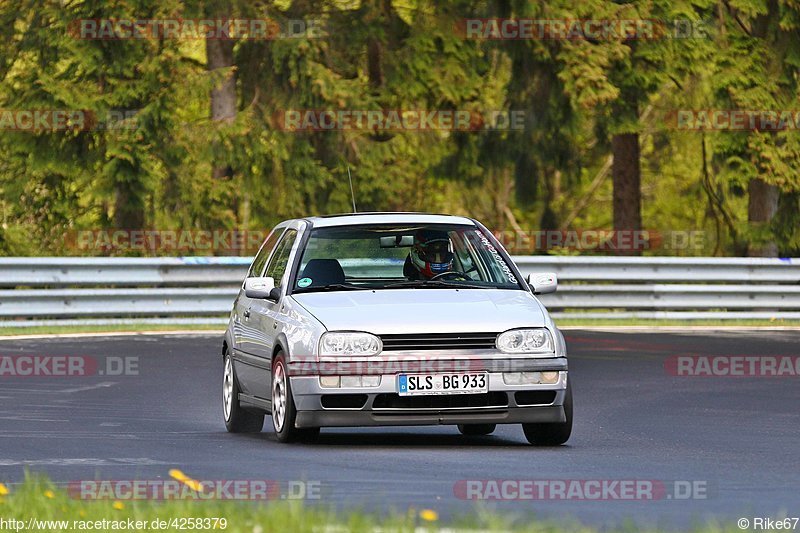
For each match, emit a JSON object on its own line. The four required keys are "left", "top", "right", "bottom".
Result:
{"left": 0, "top": 475, "right": 746, "bottom": 532}
{"left": 0, "top": 323, "right": 224, "bottom": 337}
{"left": 556, "top": 318, "right": 800, "bottom": 328}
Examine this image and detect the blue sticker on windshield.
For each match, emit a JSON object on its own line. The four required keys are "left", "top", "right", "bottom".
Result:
{"left": 297, "top": 277, "right": 312, "bottom": 288}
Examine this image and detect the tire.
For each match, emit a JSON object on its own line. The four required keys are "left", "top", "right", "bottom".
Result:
{"left": 223, "top": 349, "right": 264, "bottom": 433}
{"left": 271, "top": 352, "right": 320, "bottom": 443}
{"left": 457, "top": 424, "right": 496, "bottom": 436}
{"left": 522, "top": 381, "right": 573, "bottom": 446}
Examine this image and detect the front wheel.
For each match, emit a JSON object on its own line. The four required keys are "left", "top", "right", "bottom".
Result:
{"left": 272, "top": 352, "right": 319, "bottom": 443}
{"left": 521, "top": 382, "right": 573, "bottom": 446}
{"left": 223, "top": 350, "right": 264, "bottom": 433}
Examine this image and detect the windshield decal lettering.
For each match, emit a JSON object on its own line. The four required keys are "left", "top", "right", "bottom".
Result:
{"left": 474, "top": 231, "right": 517, "bottom": 284}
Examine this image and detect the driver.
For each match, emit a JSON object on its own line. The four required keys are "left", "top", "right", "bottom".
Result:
{"left": 403, "top": 229, "right": 455, "bottom": 280}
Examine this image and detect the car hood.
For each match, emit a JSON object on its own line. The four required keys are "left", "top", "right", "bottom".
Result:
{"left": 291, "top": 289, "right": 546, "bottom": 334}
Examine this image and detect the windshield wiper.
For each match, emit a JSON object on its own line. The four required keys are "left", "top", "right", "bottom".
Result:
{"left": 294, "top": 283, "right": 369, "bottom": 293}
{"left": 381, "top": 279, "right": 488, "bottom": 290}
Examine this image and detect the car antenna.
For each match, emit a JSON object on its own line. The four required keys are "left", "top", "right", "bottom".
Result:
{"left": 347, "top": 165, "right": 358, "bottom": 213}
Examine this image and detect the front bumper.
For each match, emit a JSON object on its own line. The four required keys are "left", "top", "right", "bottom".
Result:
{"left": 289, "top": 356, "right": 568, "bottom": 428}
{"left": 295, "top": 405, "right": 566, "bottom": 428}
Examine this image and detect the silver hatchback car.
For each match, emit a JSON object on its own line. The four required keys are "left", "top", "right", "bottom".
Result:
{"left": 222, "top": 213, "right": 571, "bottom": 445}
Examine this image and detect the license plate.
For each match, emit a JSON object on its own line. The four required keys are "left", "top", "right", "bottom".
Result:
{"left": 397, "top": 373, "right": 488, "bottom": 396}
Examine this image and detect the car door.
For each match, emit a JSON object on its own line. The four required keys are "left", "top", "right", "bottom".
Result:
{"left": 241, "top": 226, "right": 300, "bottom": 399}
{"left": 233, "top": 226, "right": 285, "bottom": 396}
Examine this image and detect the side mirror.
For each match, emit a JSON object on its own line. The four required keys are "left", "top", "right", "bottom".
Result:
{"left": 245, "top": 277, "right": 279, "bottom": 301}
{"left": 527, "top": 272, "right": 557, "bottom": 295}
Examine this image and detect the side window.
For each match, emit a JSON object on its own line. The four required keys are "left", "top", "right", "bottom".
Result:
{"left": 248, "top": 228, "right": 285, "bottom": 278}
{"left": 265, "top": 229, "right": 298, "bottom": 288}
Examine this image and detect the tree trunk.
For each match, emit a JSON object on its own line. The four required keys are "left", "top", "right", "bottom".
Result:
{"left": 745, "top": 0, "right": 779, "bottom": 257}
{"left": 514, "top": 152, "right": 538, "bottom": 205}
{"left": 206, "top": 38, "right": 236, "bottom": 181}
{"left": 367, "top": 37, "right": 383, "bottom": 89}
{"left": 747, "top": 178, "right": 779, "bottom": 257}
{"left": 114, "top": 184, "right": 144, "bottom": 230}
{"left": 611, "top": 132, "right": 642, "bottom": 255}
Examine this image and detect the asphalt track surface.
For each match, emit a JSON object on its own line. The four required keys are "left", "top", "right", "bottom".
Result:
{"left": 1, "top": 330, "right": 798, "bottom": 530}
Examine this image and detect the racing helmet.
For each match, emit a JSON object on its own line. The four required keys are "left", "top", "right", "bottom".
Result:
{"left": 409, "top": 229, "right": 454, "bottom": 278}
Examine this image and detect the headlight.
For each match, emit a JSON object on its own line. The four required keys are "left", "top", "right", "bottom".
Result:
{"left": 319, "top": 331, "right": 382, "bottom": 356}
{"left": 496, "top": 328, "right": 554, "bottom": 354}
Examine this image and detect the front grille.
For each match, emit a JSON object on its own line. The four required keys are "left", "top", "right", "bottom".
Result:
{"left": 379, "top": 332, "right": 498, "bottom": 351}
{"left": 372, "top": 392, "right": 508, "bottom": 409}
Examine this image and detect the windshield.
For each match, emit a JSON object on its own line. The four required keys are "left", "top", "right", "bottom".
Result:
{"left": 291, "top": 224, "right": 521, "bottom": 293}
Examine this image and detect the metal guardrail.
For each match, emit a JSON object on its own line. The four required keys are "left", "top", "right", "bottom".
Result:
{"left": 0, "top": 256, "right": 797, "bottom": 324}
{"left": 512, "top": 256, "right": 800, "bottom": 283}
{"left": 518, "top": 256, "right": 800, "bottom": 320}
{"left": 0, "top": 257, "right": 249, "bottom": 287}
{"left": 0, "top": 288, "right": 235, "bottom": 317}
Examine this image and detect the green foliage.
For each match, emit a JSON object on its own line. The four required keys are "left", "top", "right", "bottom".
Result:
{"left": 0, "top": 0, "right": 798, "bottom": 256}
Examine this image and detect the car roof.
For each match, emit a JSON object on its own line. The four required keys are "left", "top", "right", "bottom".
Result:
{"left": 300, "top": 212, "right": 476, "bottom": 228}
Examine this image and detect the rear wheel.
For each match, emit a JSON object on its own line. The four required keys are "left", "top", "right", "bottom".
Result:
{"left": 457, "top": 424, "right": 496, "bottom": 436}
{"left": 223, "top": 350, "right": 264, "bottom": 433}
{"left": 522, "top": 382, "right": 573, "bottom": 446}
{"left": 272, "top": 352, "right": 319, "bottom": 443}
